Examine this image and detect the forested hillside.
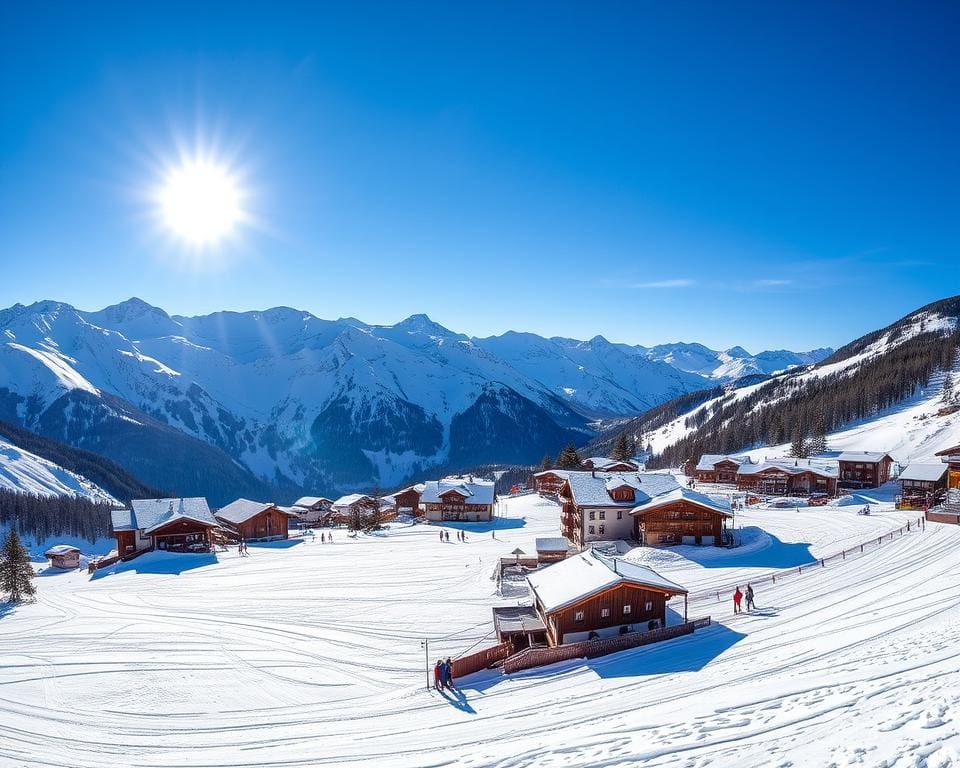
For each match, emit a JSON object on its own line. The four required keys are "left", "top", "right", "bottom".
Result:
{"left": 0, "top": 488, "right": 114, "bottom": 545}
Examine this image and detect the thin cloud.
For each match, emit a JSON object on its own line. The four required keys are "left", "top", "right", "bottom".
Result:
{"left": 634, "top": 279, "right": 696, "bottom": 289}
{"left": 753, "top": 278, "right": 793, "bottom": 287}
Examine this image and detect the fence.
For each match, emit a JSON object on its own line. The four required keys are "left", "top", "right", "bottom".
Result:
{"left": 452, "top": 642, "right": 513, "bottom": 678}
{"left": 687, "top": 516, "right": 925, "bottom": 605}
{"left": 502, "top": 619, "right": 704, "bottom": 674}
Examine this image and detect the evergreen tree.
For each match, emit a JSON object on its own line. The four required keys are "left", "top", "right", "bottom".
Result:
{"left": 555, "top": 443, "right": 582, "bottom": 470}
{"left": 540, "top": 454, "right": 553, "bottom": 471}
{"left": 612, "top": 432, "right": 632, "bottom": 462}
{"left": 943, "top": 373, "right": 955, "bottom": 404}
{"left": 0, "top": 529, "right": 36, "bottom": 604}
{"left": 789, "top": 432, "right": 810, "bottom": 459}
{"left": 808, "top": 409, "right": 828, "bottom": 455}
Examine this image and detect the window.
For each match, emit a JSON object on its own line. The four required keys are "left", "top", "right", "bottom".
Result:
{"left": 589, "top": 511, "right": 595, "bottom": 520}
{"left": 600, "top": 608, "right": 610, "bottom": 618}
{"left": 599, "top": 511, "right": 605, "bottom": 520}
{"left": 617, "top": 510, "right": 623, "bottom": 520}
{"left": 574, "top": 610, "right": 584, "bottom": 622}
{"left": 623, "top": 604, "right": 632, "bottom": 615}
{"left": 598, "top": 525, "right": 605, "bottom": 535}
{"left": 645, "top": 601, "right": 653, "bottom": 611}
{"left": 588, "top": 525, "right": 595, "bottom": 534}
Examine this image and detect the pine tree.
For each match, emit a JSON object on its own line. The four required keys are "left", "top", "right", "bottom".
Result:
{"left": 0, "top": 529, "right": 36, "bottom": 604}
{"left": 612, "top": 432, "right": 632, "bottom": 462}
{"left": 789, "top": 432, "right": 810, "bottom": 459}
{"left": 943, "top": 373, "right": 955, "bottom": 404}
{"left": 808, "top": 410, "right": 828, "bottom": 455}
{"left": 540, "top": 454, "right": 553, "bottom": 471}
{"left": 555, "top": 442, "right": 582, "bottom": 470}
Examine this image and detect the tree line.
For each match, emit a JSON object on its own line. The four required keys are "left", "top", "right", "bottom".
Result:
{"left": 0, "top": 489, "right": 115, "bottom": 544}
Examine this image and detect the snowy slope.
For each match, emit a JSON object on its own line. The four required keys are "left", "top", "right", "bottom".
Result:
{"left": 641, "top": 342, "right": 832, "bottom": 380}
{"left": 0, "top": 494, "right": 957, "bottom": 767}
{"left": 0, "top": 436, "right": 118, "bottom": 504}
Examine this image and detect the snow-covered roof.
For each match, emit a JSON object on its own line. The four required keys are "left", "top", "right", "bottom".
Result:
{"left": 112, "top": 497, "right": 216, "bottom": 532}
{"left": 216, "top": 498, "right": 296, "bottom": 525}
{"left": 837, "top": 451, "right": 893, "bottom": 463}
{"left": 695, "top": 454, "right": 751, "bottom": 471}
{"left": 899, "top": 464, "right": 948, "bottom": 483}
{"left": 935, "top": 444, "right": 960, "bottom": 458}
{"left": 332, "top": 493, "right": 375, "bottom": 509}
{"left": 492, "top": 606, "right": 546, "bottom": 635}
{"left": 420, "top": 477, "right": 495, "bottom": 506}
{"left": 631, "top": 487, "right": 732, "bottom": 518}
{"left": 535, "top": 537, "right": 570, "bottom": 552}
{"left": 533, "top": 469, "right": 569, "bottom": 478}
{"left": 528, "top": 549, "right": 686, "bottom": 614}
{"left": 293, "top": 496, "right": 332, "bottom": 508}
{"left": 564, "top": 471, "right": 679, "bottom": 507}
{"left": 583, "top": 457, "right": 638, "bottom": 470}
{"left": 737, "top": 459, "right": 838, "bottom": 478}
{"left": 44, "top": 544, "right": 81, "bottom": 556}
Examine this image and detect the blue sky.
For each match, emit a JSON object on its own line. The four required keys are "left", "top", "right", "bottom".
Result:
{"left": 1, "top": 2, "right": 957, "bottom": 351}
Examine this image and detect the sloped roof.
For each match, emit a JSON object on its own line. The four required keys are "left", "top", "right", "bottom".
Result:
{"left": 44, "top": 544, "right": 81, "bottom": 556}
{"left": 584, "top": 457, "right": 638, "bottom": 470}
{"left": 737, "top": 459, "right": 838, "bottom": 478}
{"left": 215, "top": 498, "right": 297, "bottom": 525}
{"left": 332, "top": 493, "right": 375, "bottom": 509}
{"left": 112, "top": 497, "right": 215, "bottom": 533}
{"left": 492, "top": 606, "right": 546, "bottom": 635}
{"left": 293, "top": 496, "right": 333, "bottom": 508}
{"left": 533, "top": 469, "right": 569, "bottom": 478}
{"left": 535, "top": 537, "right": 570, "bottom": 552}
{"left": 564, "top": 471, "right": 679, "bottom": 507}
{"left": 528, "top": 549, "right": 686, "bottom": 614}
{"left": 934, "top": 444, "right": 960, "bottom": 458}
{"left": 837, "top": 451, "right": 893, "bottom": 463}
{"left": 631, "top": 487, "right": 733, "bottom": 518}
{"left": 899, "top": 463, "right": 948, "bottom": 482}
{"left": 695, "top": 453, "right": 752, "bottom": 472}
{"left": 420, "top": 478, "right": 495, "bottom": 505}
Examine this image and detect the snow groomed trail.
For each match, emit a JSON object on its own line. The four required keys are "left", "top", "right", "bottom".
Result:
{"left": 1, "top": 496, "right": 958, "bottom": 768}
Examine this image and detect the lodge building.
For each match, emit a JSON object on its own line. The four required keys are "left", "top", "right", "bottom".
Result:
{"left": 292, "top": 496, "right": 334, "bottom": 525}
{"left": 421, "top": 477, "right": 495, "bottom": 522}
{"left": 935, "top": 444, "right": 960, "bottom": 509}
{"left": 111, "top": 498, "right": 220, "bottom": 559}
{"left": 693, "top": 454, "right": 752, "bottom": 484}
{"left": 215, "top": 499, "right": 298, "bottom": 542}
{"left": 631, "top": 487, "right": 732, "bottom": 547}
{"left": 897, "top": 464, "right": 948, "bottom": 509}
{"left": 837, "top": 451, "right": 895, "bottom": 489}
{"left": 735, "top": 459, "right": 839, "bottom": 497}
{"left": 580, "top": 457, "right": 639, "bottom": 473}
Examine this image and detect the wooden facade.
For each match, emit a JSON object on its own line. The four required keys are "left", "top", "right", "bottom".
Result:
{"left": 44, "top": 546, "right": 81, "bottom": 569}
{"left": 392, "top": 487, "right": 423, "bottom": 515}
{"left": 633, "top": 500, "right": 727, "bottom": 546}
{"left": 539, "top": 582, "right": 671, "bottom": 645}
{"left": 838, "top": 454, "right": 894, "bottom": 488}
{"left": 230, "top": 507, "right": 292, "bottom": 541}
{"left": 534, "top": 470, "right": 567, "bottom": 496}
{"left": 736, "top": 466, "right": 838, "bottom": 496}
{"left": 150, "top": 518, "right": 217, "bottom": 553}
{"left": 935, "top": 445, "right": 960, "bottom": 508}
{"left": 695, "top": 458, "right": 741, "bottom": 484}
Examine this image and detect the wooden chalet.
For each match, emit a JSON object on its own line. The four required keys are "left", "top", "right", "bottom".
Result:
{"left": 897, "top": 464, "right": 948, "bottom": 510}
{"left": 492, "top": 606, "right": 548, "bottom": 649}
{"left": 535, "top": 537, "right": 571, "bottom": 564}
{"left": 581, "top": 457, "right": 639, "bottom": 473}
{"left": 935, "top": 444, "right": 960, "bottom": 509}
{"left": 559, "top": 471, "right": 680, "bottom": 549}
{"left": 735, "top": 459, "right": 838, "bottom": 497}
{"left": 292, "top": 496, "right": 334, "bottom": 525}
{"left": 331, "top": 494, "right": 380, "bottom": 525}
{"left": 385, "top": 484, "right": 424, "bottom": 516}
{"left": 421, "top": 477, "right": 495, "bottom": 522}
{"left": 111, "top": 498, "right": 219, "bottom": 559}
{"left": 44, "top": 544, "right": 81, "bottom": 569}
{"left": 533, "top": 469, "right": 569, "bottom": 496}
{"left": 526, "top": 550, "right": 688, "bottom": 645}
{"left": 631, "top": 487, "right": 732, "bottom": 546}
{"left": 837, "top": 451, "right": 894, "bottom": 489}
{"left": 693, "top": 454, "right": 752, "bottom": 484}
{"left": 215, "top": 499, "right": 298, "bottom": 542}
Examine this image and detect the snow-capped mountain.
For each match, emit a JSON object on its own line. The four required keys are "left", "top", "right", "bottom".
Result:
{"left": 0, "top": 297, "right": 835, "bottom": 500}
{"left": 639, "top": 342, "right": 833, "bottom": 380}
{"left": 0, "top": 435, "right": 118, "bottom": 504}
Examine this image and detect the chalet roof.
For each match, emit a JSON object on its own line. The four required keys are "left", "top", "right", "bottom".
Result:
{"left": 564, "top": 471, "right": 679, "bottom": 507}
{"left": 899, "top": 463, "right": 948, "bottom": 483}
{"left": 332, "top": 493, "right": 375, "bottom": 509}
{"left": 533, "top": 469, "right": 569, "bottom": 478}
{"left": 934, "top": 444, "right": 960, "bottom": 458}
{"left": 737, "top": 459, "right": 838, "bottom": 479}
{"left": 492, "top": 606, "right": 546, "bottom": 635}
{"left": 528, "top": 549, "right": 686, "bottom": 615}
{"left": 837, "top": 451, "right": 893, "bottom": 463}
{"left": 695, "top": 453, "right": 752, "bottom": 472}
{"left": 216, "top": 498, "right": 296, "bottom": 525}
{"left": 293, "top": 496, "right": 333, "bottom": 508}
{"left": 420, "top": 477, "right": 495, "bottom": 506}
{"left": 112, "top": 497, "right": 215, "bottom": 533}
{"left": 44, "top": 544, "right": 81, "bottom": 556}
{"left": 631, "top": 487, "right": 733, "bottom": 518}
{"left": 535, "top": 537, "right": 570, "bottom": 553}
{"left": 583, "top": 457, "right": 638, "bottom": 470}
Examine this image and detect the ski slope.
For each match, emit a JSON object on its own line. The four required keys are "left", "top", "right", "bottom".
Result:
{"left": 0, "top": 436, "right": 118, "bottom": 504}
{"left": 0, "top": 495, "right": 958, "bottom": 768}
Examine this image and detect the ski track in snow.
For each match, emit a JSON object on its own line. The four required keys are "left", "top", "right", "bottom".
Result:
{"left": 1, "top": 495, "right": 958, "bottom": 768}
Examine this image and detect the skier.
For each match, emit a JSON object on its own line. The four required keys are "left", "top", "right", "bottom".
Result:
{"left": 321, "top": 532, "right": 325, "bottom": 544}
{"left": 445, "top": 530, "right": 450, "bottom": 543}
{"left": 733, "top": 586, "right": 743, "bottom": 615}
{"left": 444, "top": 657, "right": 455, "bottom": 689}
{"left": 439, "top": 530, "right": 444, "bottom": 543}
{"left": 328, "top": 532, "right": 333, "bottom": 543}
{"left": 462, "top": 532, "right": 467, "bottom": 542}
{"left": 745, "top": 584, "right": 755, "bottom": 612}
{"left": 433, "top": 660, "right": 443, "bottom": 690}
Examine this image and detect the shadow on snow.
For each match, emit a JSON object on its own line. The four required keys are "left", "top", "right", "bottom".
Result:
{"left": 89, "top": 552, "right": 219, "bottom": 579}
{"left": 671, "top": 527, "right": 817, "bottom": 570}
{"left": 434, "top": 517, "right": 527, "bottom": 534}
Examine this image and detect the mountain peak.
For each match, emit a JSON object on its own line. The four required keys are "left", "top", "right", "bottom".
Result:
{"left": 724, "top": 346, "right": 752, "bottom": 358}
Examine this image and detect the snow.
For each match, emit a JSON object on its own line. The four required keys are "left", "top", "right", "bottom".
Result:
{"left": 631, "top": 486, "right": 732, "bottom": 517}
{"left": 2, "top": 492, "right": 958, "bottom": 767}
{"left": 900, "top": 463, "right": 949, "bottom": 482}
{"left": 0, "top": 437, "right": 118, "bottom": 504}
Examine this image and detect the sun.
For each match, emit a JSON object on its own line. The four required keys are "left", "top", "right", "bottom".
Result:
{"left": 158, "top": 160, "right": 243, "bottom": 245}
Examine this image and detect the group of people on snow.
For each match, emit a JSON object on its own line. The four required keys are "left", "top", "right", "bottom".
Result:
{"left": 438, "top": 529, "right": 468, "bottom": 543}
{"left": 433, "top": 658, "right": 455, "bottom": 690}
{"left": 733, "top": 584, "right": 755, "bottom": 614}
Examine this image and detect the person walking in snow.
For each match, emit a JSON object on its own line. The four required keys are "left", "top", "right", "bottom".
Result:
{"left": 439, "top": 658, "right": 450, "bottom": 689}
{"left": 444, "top": 657, "right": 455, "bottom": 689}
{"left": 439, "top": 530, "right": 444, "bottom": 543}
{"left": 733, "top": 586, "right": 743, "bottom": 614}
{"left": 462, "top": 531, "right": 467, "bottom": 542}
{"left": 321, "top": 532, "right": 325, "bottom": 544}
{"left": 433, "top": 660, "right": 443, "bottom": 690}
{"left": 328, "top": 532, "right": 333, "bottom": 543}
{"left": 745, "top": 584, "right": 755, "bottom": 612}
{"left": 445, "top": 530, "right": 450, "bottom": 543}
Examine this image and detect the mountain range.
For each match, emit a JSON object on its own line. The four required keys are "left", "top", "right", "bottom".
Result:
{"left": 0, "top": 298, "right": 830, "bottom": 502}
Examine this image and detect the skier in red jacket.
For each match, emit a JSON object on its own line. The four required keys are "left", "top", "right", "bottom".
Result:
{"left": 733, "top": 587, "right": 743, "bottom": 615}
{"left": 433, "top": 660, "right": 443, "bottom": 690}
